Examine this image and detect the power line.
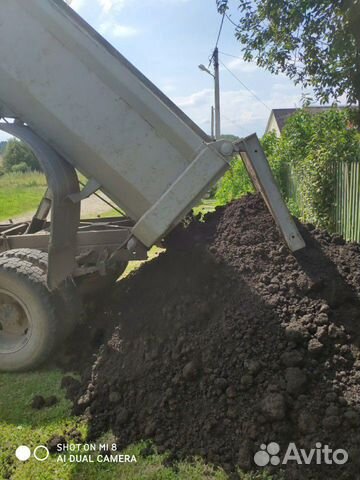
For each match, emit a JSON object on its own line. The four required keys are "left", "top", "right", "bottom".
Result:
{"left": 225, "top": 13, "right": 238, "bottom": 28}
{"left": 219, "top": 51, "right": 244, "bottom": 60}
{"left": 219, "top": 59, "right": 271, "bottom": 111}
{"left": 209, "top": 12, "right": 226, "bottom": 67}
{"left": 215, "top": 13, "right": 226, "bottom": 50}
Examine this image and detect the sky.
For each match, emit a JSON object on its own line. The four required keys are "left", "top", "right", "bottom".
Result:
{"left": 0, "top": 0, "right": 312, "bottom": 141}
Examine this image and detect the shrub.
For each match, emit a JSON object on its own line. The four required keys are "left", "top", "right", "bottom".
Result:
{"left": 11, "top": 162, "right": 30, "bottom": 174}
{"left": 3, "top": 139, "right": 41, "bottom": 173}
{"left": 215, "top": 155, "right": 254, "bottom": 205}
{"left": 273, "top": 109, "right": 360, "bottom": 229}
{"left": 216, "top": 108, "right": 360, "bottom": 231}
{"left": 215, "top": 130, "right": 282, "bottom": 204}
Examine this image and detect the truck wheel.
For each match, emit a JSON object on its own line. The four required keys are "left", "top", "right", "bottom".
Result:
{"left": 0, "top": 248, "right": 126, "bottom": 297}
{"left": 0, "top": 248, "right": 48, "bottom": 271}
{"left": 0, "top": 249, "right": 81, "bottom": 340}
{"left": 0, "top": 257, "right": 57, "bottom": 372}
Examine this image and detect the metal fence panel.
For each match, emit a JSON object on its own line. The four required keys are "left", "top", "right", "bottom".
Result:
{"left": 285, "top": 162, "right": 360, "bottom": 243}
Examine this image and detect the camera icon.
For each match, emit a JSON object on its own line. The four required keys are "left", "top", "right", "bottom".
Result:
{"left": 15, "top": 445, "right": 49, "bottom": 462}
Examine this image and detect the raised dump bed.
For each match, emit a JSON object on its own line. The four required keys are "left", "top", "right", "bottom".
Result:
{"left": 0, "top": 0, "right": 231, "bottom": 247}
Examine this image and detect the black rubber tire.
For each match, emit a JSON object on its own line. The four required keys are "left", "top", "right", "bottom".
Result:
{"left": 0, "top": 257, "right": 58, "bottom": 372}
{"left": 0, "top": 248, "right": 126, "bottom": 297}
{"left": 0, "top": 249, "right": 81, "bottom": 340}
{"left": 0, "top": 248, "right": 48, "bottom": 271}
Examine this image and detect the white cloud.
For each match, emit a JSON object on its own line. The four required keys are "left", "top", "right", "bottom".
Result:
{"left": 96, "top": 0, "right": 190, "bottom": 14}
{"left": 174, "top": 88, "right": 266, "bottom": 136}
{"left": 69, "top": 0, "right": 86, "bottom": 12}
{"left": 161, "top": 84, "right": 177, "bottom": 94}
{"left": 172, "top": 85, "right": 304, "bottom": 137}
{"left": 224, "top": 57, "right": 258, "bottom": 74}
{"left": 112, "top": 24, "right": 138, "bottom": 37}
{"left": 99, "top": 21, "right": 139, "bottom": 38}
{"left": 97, "top": 0, "right": 130, "bottom": 13}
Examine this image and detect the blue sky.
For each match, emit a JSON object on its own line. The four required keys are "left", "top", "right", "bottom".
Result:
{"left": 0, "top": 0, "right": 311, "bottom": 141}
{"left": 69, "top": 0, "right": 309, "bottom": 138}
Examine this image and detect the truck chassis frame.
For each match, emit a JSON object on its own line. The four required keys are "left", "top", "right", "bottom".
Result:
{"left": 0, "top": 122, "right": 148, "bottom": 290}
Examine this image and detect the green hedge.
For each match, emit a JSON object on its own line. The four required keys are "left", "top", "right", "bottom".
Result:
{"left": 216, "top": 108, "right": 360, "bottom": 231}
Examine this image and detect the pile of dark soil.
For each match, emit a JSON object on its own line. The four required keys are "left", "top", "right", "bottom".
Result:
{"left": 71, "top": 194, "right": 360, "bottom": 479}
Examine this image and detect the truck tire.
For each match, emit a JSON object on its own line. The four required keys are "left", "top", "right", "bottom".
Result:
{"left": 0, "top": 248, "right": 48, "bottom": 271}
{"left": 0, "top": 247, "right": 126, "bottom": 297}
{"left": 0, "top": 249, "right": 81, "bottom": 340}
{"left": 0, "top": 257, "right": 58, "bottom": 371}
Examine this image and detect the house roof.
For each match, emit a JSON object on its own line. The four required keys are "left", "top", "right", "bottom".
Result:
{"left": 270, "top": 108, "right": 297, "bottom": 132}
{"left": 266, "top": 106, "right": 348, "bottom": 134}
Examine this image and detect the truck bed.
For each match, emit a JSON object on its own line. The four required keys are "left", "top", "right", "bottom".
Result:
{"left": 0, "top": 0, "right": 230, "bottom": 246}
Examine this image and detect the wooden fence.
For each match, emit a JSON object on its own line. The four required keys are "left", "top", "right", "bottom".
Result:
{"left": 285, "top": 162, "right": 360, "bottom": 243}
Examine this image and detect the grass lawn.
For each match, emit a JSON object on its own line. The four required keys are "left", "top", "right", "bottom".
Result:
{"left": 0, "top": 172, "right": 47, "bottom": 221}
{"left": 0, "top": 170, "right": 218, "bottom": 223}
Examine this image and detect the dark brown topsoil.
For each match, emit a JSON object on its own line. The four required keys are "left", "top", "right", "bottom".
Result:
{"left": 64, "top": 194, "right": 360, "bottom": 480}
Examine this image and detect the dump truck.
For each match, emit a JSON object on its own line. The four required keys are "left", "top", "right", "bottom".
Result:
{"left": 0, "top": 0, "right": 305, "bottom": 371}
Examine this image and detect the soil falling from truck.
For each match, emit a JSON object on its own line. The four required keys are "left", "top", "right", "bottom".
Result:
{"left": 66, "top": 194, "right": 360, "bottom": 479}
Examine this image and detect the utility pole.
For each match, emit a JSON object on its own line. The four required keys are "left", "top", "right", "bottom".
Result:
{"left": 213, "top": 47, "right": 221, "bottom": 139}
{"left": 211, "top": 106, "right": 215, "bottom": 139}
{"left": 199, "top": 49, "right": 221, "bottom": 139}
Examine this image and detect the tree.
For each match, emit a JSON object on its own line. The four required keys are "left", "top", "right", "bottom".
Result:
{"left": 3, "top": 139, "right": 41, "bottom": 173}
{"left": 216, "top": 0, "right": 360, "bottom": 117}
{"left": 0, "top": 141, "right": 7, "bottom": 154}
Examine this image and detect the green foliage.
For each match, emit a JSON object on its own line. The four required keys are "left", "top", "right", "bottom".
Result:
{"left": 261, "top": 131, "right": 288, "bottom": 194}
{"left": 215, "top": 130, "right": 283, "bottom": 205}
{"left": 215, "top": 155, "right": 254, "bottom": 205}
{"left": 220, "top": 134, "right": 240, "bottom": 142}
{"left": 0, "top": 171, "right": 47, "bottom": 221}
{"left": 3, "top": 139, "right": 41, "bottom": 173}
{"left": 215, "top": 108, "right": 360, "bottom": 231}
{"left": 277, "top": 108, "right": 360, "bottom": 229}
{"left": 0, "top": 141, "right": 7, "bottom": 154}
{"left": 216, "top": 0, "right": 360, "bottom": 112}
{"left": 10, "top": 161, "right": 30, "bottom": 174}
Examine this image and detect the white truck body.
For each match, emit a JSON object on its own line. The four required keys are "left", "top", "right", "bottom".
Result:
{"left": 0, "top": 0, "right": 230, "bottom": 247}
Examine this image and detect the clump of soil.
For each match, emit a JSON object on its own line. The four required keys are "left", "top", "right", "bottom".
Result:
{"left": 73, "top": 194, "right": 360, "bottom": 479}
{"left": 61, "top": 376, "right": 82, "bottom": 402}
{"left": 31, "top": 395, "right": 58, "bottom": 409}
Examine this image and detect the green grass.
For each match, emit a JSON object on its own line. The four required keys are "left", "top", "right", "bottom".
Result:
{"left": 192, "top": 199, "right": 218, "bottom": 218}
{"left": 0, "top": 171, "right": 47, "bottom": 221}
{"left": 0, "top": 170, "right": 218, "bottom": 223}
{"left": 0, "top": 369, "right": 278, "bottom": 479}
